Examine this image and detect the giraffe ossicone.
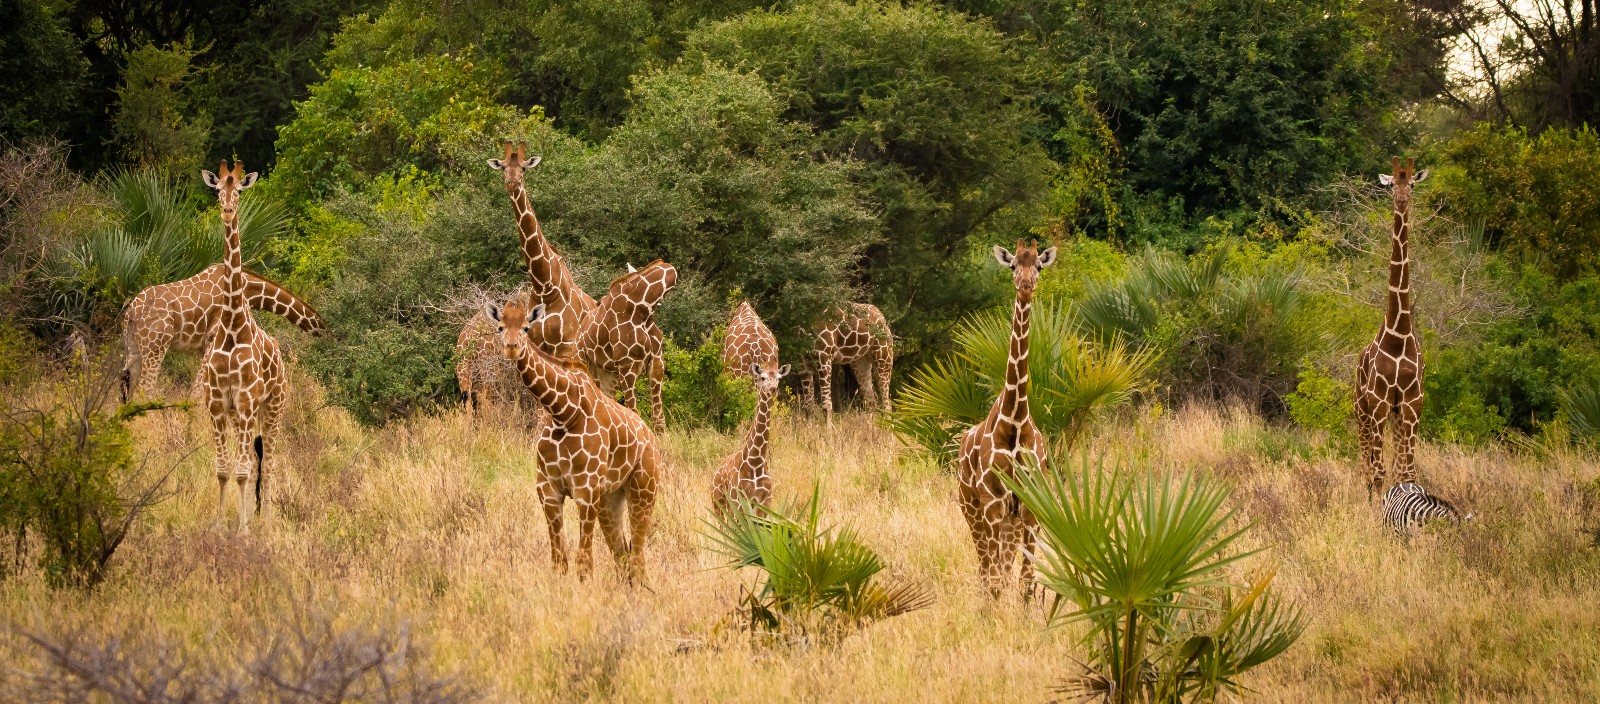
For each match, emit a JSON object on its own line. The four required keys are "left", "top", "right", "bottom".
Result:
{"left": 957, "top": 238, "right": 1056, "bottom": 598}
{"left": 1356, "top": 156, "right": 1429, "bottom": 497}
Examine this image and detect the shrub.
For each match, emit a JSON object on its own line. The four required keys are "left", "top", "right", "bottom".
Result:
{"left": 1004, "top": 455, "right": 1304, "bottom": 703}
{"left": 703, "top": 484, "right": 933, "bottom": 645}
{"left": 0, "top": 350, "right": 175, "bottom": 588}
{"left": 1566, "top": 377, "right": 1600, "bottom": 443}
{"left": 887, "top": 303, "right": 1156, "bottom": 465}
{"left": 660, "top": 333, "right": 755, "bottom": 433}
{"left": 1285, "top": 367, "right": 1353, "bottom": 446}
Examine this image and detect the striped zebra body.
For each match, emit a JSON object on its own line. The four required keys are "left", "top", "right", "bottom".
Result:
{"left": 1382, "top": 482, "right": 1466, "bottom": 531}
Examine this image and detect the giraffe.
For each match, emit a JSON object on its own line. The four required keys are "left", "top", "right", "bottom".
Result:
{"left": 711, "top": 361, "right": 790, "bottom": 513}
{"left": 578, "top": 259, "right": 677, "bottom": 433}
{"left": 120, "top": 264, "right": 323, "bottom": 402}
{"left": 957, "top": 239, "right": 1056, "bottom": 598}
{"left": 484, "top": 295, "right": 662, "bottom": 582}
{"left": 487, "top": 141, "right": 596, "bottom": 360}
{"left": 797, "top": 302, "right": 894, "bottom": 426}
{"left": 198, "top": 160, "right": 286, "bottom": 535}
{"left": 456, "top": 286, "right": 538, "bottom": 416}
{"left": 721, "top": 300, "right": 778, "bottom": 379}
{"left": 1356, "top": 157, "right": 1430, "bottom": 496}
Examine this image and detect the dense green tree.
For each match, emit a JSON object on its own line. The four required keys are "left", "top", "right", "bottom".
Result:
{"left": 682, "top": 0, "right": 1054, "bottom": 363}
{"left": 0, "top": 0, "right": 88, "bottom": 144}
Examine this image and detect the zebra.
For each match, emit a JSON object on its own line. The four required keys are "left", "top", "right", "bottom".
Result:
{"left": 1382, "top": 482, "right": 1471, "bottom": 532}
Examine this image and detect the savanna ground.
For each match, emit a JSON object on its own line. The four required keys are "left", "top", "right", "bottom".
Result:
{"left": 4, "top": 371, "right": 1599, "bottom": 703}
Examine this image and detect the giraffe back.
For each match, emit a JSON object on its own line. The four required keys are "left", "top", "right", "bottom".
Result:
{"left": 579, "top": 260, "right": 677, "bottom": 373}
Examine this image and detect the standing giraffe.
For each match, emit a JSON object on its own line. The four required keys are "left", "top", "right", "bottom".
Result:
{"left": 722, "top": 300, "right": 779, "bottom": 378}
{"left": 957, "top": 239, "right": 1056, "bottom": 597}
{"left": 711, "top": 361, "right": 790, "bottom": 513}
{"left": 798, "top": 302, "right": 894, "bottom": 426}
{"left": 484, "top": 296, "right": 662, "bottom": 582}
{"left": 121, "top": 265, "right": 323, "bottom": 401}
{"left": 198, "top": 161, "right": 286, "bottom": 534}
{"left": 487, "top": 141, "right": 596, "bottom": 360}
{"left": 578, "top": 259, "right": 677, "bottom": 433}
{"left": 456, "top": 286, "right": 537, "bottom": 415}
{"left": 1356, "top": 157, "right": 1429, "bottom": 496}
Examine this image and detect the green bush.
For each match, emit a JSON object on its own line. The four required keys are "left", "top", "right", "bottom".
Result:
{"left": 1437, "top": 124, "right": 1600, "bottom": 280}
{"left": 0, "top": 354, "right": 174, "bottom": 588}
{"left": 1004, "top": 454, "right": 1305, "bottom": 703}
{"left": 660, "top": 333, "right": 755, "bottom": 433}
{"left": 1285, "top": 367, "right": 1353, "bottom": 445}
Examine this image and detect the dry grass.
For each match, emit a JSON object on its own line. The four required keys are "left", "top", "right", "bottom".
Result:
{"left": 4, "top": 378, "right": 1600, "bottom": 702}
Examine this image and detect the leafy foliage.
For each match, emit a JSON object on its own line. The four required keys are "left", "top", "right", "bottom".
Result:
{"left": 0, "top": 0, "right": 88, "bottom": 144}
{"left": 660, "top": 334, "right": 756, "bottom": 433}
{"left": 704, "top": 485, "right": 933, "bottom": 644}
{"left": 1003, "top": 455, "right": 1304, "bottom": 703}
{"left": 1284, "top": 367, "right": 1354, "bottom": 446}
{"left": 1565, "top": 377, "right": 1600, "bottom": 442}
{"left": 0, "top": 351, "right": 176, "bottom": 588}
{"left": 887, "top": 303, "right": 1155, "bottom": 464}
{"left": 113, "top": 43, "right": 211, "bottom": 175}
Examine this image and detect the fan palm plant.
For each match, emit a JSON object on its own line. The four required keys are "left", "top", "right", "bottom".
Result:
{"left": 703, "top": 484, "right": 933, "bottom": 644}
{"left": 886, "top": 303, "right": 1156, "bottom": 465}
{"left": 47, "top": 171, "right": 287, "bottom": 323}
{"left": 1563, "top": 376, "right": 1600, "bottom": 442}
{"left": 1003, "top": 454, "right": 1304, "bottom": 703}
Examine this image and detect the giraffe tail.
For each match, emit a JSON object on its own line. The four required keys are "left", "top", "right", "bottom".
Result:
{"left": 253, "top": 435, "right": 264, "bottom": 512}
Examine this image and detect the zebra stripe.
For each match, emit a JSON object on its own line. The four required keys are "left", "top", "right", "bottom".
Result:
{"left": 1382, "top": 482, "right": 1465, "bottom": 531}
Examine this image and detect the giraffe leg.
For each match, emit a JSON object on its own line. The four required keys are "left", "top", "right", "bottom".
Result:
{"left": 959, "top": 490, "right": 1005, "bottom": 597}
{"left": 876, "top": 349, "right": 894, "bottom": 413}
{"left": 798, "top": 366, "right": 816, "bottom": 414}
{"left": 596, "top": 491, "right": 630, "bottom": 578}
{"left": 574, "top": 500, "right": 600, "bottom": 581}
{"left": 626, "top": 456, "right": 659, "bottom": 586}
{"left": 851, "top": 359, "right": 877, "bottom": 413}
{"left": 538, "top": 477, "right": 568, "bottom": 574}
{"left": 233, "top": 422, "right": 255, "bottom": 535}
{"left": 1396, "top": 394, "right": 1422, "bottom": 485}
{"left": 1366, "top": 401, "right": 1392, "bottom": 498}
{"left": 208, "top": 386, "right": 232, "bottom": 529}
{"left": 818, "top": 360, "right": 834, "bottom": 428}
{"left": 140, "top": 345, "right": 167, "bottom": 399}
{"left": 258, "top": 386, "right": 284, "bottom": 529}
{"left": 1017, "top": 508, "right": 1040, "bottom": 603}
{"left": 648, "top": 353, "right": 666, "bottom": 433}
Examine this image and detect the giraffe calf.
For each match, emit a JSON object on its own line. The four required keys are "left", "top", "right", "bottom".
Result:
{"left": 712, "top": 361, "right": 789, "bottom": 514}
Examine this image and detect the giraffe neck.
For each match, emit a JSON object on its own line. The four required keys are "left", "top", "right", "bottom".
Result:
{"left": 508, "top": 342, "right": 595, "bottom": 428}
{"left": 508, "top": 181, "right": 580, "bottom": 306}
{"left": 1382, "top": 198, "right": 1414, "bottom": 342}
{"left": 218, "top": 210, "right": 248, "bottom": 341}
{"left": 243, "top": 272, "right": 325, "bottom": 335}
{"left": 740, "top": 386, "right": 775, "bottom": 476}
{"left": 996, "top": 292, "right": 1033, "bottom": 427}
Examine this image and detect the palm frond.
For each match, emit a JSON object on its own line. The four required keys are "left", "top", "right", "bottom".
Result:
{"left": 1564, "top": 376, "right": 1600, "bottom": 440}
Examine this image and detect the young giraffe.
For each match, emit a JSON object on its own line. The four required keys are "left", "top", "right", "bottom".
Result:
{"left": 456, "top": 286, "right": 537, "bottom": 414}
{"left": 1356, "top": 157, "right": 1430, "bottom": 496}
{"left": 722, "top": 300, "right": 779, "bottom": 379}
{"left": 199, "top": 161, "right": 286, "bottom": 534}
{"left": 484, "top": 295, "right": 662, "bottom": 583}
{"left": 121, "top": 265, "right": 323, "bottom": 401}
{"left": 797, "top": 302, "right": 894, "bottom": 426}
{"left": 711, "top": 361, "right": 790, "bottom": 513}
{"left": 487, "top": 141, "right": 596, "bottom": 360}
{"left": 957, "top": 239, "right": 1056, "bottom": 598}
{"left": 578, "top": 259, "right": 677, "bottom": 433}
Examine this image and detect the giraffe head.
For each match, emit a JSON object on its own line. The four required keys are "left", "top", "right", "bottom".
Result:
{"left": 1378, "top": 156, "right": 1429, "bottom": 209}
{"left": 747, "top": 361, "right": 790, "bottom": 396}
{"left": 484, "top": 293, "right": 545, "bottom": 361}
{"left": 200, "top": 160, "right": 258, "bottom": 217}
{"left": 487, "top": 141, "right": 542, "bottom": 196}
{"left": 992, "top": 239, "right": 1057, "bottom": 299}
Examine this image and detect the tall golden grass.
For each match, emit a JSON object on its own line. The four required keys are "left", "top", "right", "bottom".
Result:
{"left": 3, "top": 373, "right": 1599, "bottom": 702}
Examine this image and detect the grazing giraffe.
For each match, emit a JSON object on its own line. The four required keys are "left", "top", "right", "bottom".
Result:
{"left": 484, "top": 296, "right": 662, "bottom": 582}
{"left": 798, "top": 302, "right": 894, "bottom": 426}
{"left": 578, "top": 259, "right": 677, "bottom": 433}
{"left": 120, "top": 264, "right": 323, "bottom": 401}
{"left": 198, "top": 161, "right": 286, "bottom": 535}
{"left": 957, "top": 239, "right": 1056, "bottom": 598}
{"left": 1356, "top": 157, "right": 1429, "bottom": 496}
{"left": 487, "top": 141, "right": 596, "bottom": 360}
{"left": 721, "top": 300, "right": 779, "bottom": 379}
{"left": 711, "top": 361, "right": 790, "bottom": 513}
{"left": 456, "top": 286, "right": 537, "bottom": 415}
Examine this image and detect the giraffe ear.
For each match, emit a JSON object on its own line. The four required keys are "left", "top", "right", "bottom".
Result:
{"left": 528, "top": 304, "right": 546, "bottom": 322}
{"left": 239, "top": 172, "right": 258, "bottom": 190}
{"left": 993, "top": 246, "right": 1015, "bottom": 268}
{"left": 487, "top": 158, "right": 505, "bottom": 171}
{"left": 1037, "top": 246, "right": 1058, "bottom": 268}
{"left": 1379, "top": 174, "right": 1395, "bottom": 186}
{"left": 484, "top": 303, "right": 501, "bottom": 324}
{"left": 525, "top": 155, "right": 542, "bottom": 169}
{"left": 777, "top": 364, "right": 791, "bottom": 378}
{"left": 201, "top": 170, "right": 219, "bottom": 188}
{"left": 749, "top": 362, "right": 762, "bottom": 377}
{"left": 1413, "top": 169, "right": 1429, "bottom": 183}
{"left": 627, "top": 262, "right": 638, "bottom": 273}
